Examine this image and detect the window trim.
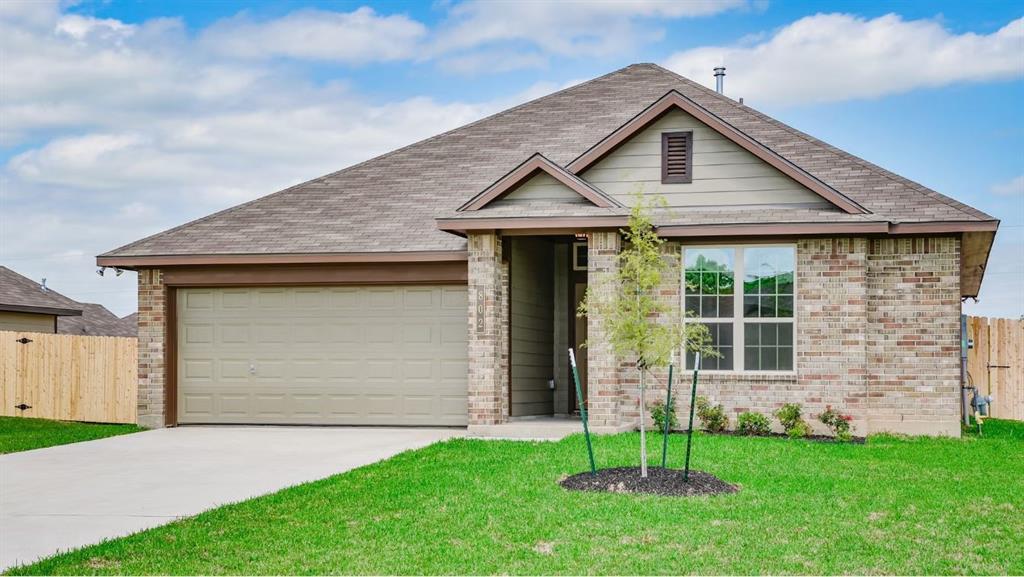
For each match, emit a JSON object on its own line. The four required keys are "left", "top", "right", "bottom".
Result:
{"left": 681, "top": 243, "right": 797, "bottom": 375}
{"left": 572, "top": 242, "right": 588, "bottom": 271}
{"left": 661, "top": 131, "right": 693, "bottom": 184}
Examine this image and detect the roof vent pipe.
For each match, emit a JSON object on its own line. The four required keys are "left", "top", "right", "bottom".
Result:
{"left": 713, "top": 66, "right": 726, "bottom": 94}
{"left": 40, "top": 278, "right": 48, "bottom": 292}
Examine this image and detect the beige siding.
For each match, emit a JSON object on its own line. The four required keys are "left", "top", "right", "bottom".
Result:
{"left": 510, "top": 238, "right": 554, "bottom": 416}
{"left": 0, "top": 311, "right": 55, "bottom": 333}
{"left": 493, "top": 171, "right": 587, "bottom": 206}
{"left": 177, "top": 285, "right": 468, "bottom": 426}
{"left": 580, "top": 108, "right": 827, "bottom": 208}
{"left": 552, "top": 243, "right": 570, "bottom": 414}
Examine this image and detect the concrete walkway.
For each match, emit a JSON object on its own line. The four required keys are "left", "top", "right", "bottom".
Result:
{"left": 0, "top": 426, "right": 461, "bottom": 571}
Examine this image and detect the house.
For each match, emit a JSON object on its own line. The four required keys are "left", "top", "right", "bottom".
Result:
{"left": 58, "top": 303, "right": 137, "bottom": 338}
{"left": 98, "top": 64, "right": 997, "bottom": 436}
{"left": 0, "top": 266, "right": 136, "bottom": 337}
{"left": 0, "top": 266, "right": 82, "bottom": 333}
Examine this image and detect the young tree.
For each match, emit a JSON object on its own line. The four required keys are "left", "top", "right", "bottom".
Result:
{"left": 581, "top": 196, "right": 715, "bottom": 478}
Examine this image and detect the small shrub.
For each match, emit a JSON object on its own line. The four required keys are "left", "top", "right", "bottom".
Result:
{"left": 695, "top": 396, "right": 728, "bottom": 432}
{"left": 650, "top": 400, "right": 679, "bottom": 432}
{"left": 737, "top": 411, "right": 771, "bottom": 436}
{"left": 786, "top": 420, "right": 812, "bottom": 439}
{"left": 775, "top": 403, "right": 810, "bottom": 438}
{"left": 819, "top": 405, "right": 854, "bottom": 441}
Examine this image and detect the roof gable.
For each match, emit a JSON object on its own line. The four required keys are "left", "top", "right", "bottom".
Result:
{"left": 580, "top": 107, "right": 831, "bottom": 209}
{"left": 567, "top": 90, "right": 868, "bottom": 215}
{"left": 459, "top": 153, "right": 621, "bottom": 211}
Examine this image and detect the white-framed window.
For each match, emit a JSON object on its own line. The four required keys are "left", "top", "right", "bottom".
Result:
{"left": 682, "top": 245, "right": 796, "bottom": 372}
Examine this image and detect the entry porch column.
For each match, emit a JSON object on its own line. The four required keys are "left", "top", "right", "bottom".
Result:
{"left": 586, "top": 231, "right": 627, "bottom": 432}
{"left": 467, "top": 232, "right": 509, "bottom": 425}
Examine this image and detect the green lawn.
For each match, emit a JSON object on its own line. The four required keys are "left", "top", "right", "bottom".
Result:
{"left": 10, "top": 421, "right": 1024, "bottom": 576}
{"left": 0, "top": 416, "right": 143, "bottom": 454}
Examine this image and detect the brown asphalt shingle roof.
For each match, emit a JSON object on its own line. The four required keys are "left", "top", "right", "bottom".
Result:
{"left": 102, "top": 64, "right": 994, "bottom": 258}
{"left": 58, "top": 303, "right": 138, "bottom": 337}
{"left": 1, "top": 266, "right": 137, "bottom": 336}
{"left": 0, "top": 266, "right": 83, "bottom": 315}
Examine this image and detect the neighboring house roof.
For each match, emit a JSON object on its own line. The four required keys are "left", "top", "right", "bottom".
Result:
{"left": 98, "top": 63, "right": 996, "bottom": 263}
{"left": 0, "top": 266, "right": 136, "bottom": 336}
{"left": 58, "top": 303, "right": 138, "bottom": 337}
{"left": 0, "top": 266, "right": 82, "bottom": 316}
{"left": 122, "top": 312, "right": 138, "bottom": 327}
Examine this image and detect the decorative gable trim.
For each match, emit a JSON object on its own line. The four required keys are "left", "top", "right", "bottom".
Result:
{"left": 567, "top": 90, "right": 869, "bottom": 215}
{"left": 458, "top": 153, "right": 622, "bottom": 212}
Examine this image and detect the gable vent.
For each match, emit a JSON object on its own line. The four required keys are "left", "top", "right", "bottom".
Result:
{"left": 661, "top": 131, "right": 693, "bottom": 184}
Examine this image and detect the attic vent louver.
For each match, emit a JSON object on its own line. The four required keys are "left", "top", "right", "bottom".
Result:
{"left": 661, "top": 131, "right": 693, "bottom": 184}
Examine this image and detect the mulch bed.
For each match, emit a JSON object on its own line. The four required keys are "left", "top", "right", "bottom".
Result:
{"left": 560, "top": 467, "right": 739, "bottom": 497}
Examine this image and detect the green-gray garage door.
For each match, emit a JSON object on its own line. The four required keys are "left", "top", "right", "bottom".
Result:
{"left": 176, "top": 286, "right": 468, "bottom": 425}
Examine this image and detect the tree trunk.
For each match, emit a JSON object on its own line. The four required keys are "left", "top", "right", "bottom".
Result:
{"left": 639, "top": 365, "right": 647, "bottom": 478}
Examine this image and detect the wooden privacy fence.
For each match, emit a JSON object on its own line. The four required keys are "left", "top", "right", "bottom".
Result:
{"left": 966, "top": 316, "right": 1024, "bottom": 421}
{"left": 0, "top": 330, "right": 137, "bottom": 424}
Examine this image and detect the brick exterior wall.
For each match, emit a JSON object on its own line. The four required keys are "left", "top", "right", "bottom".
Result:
{"left": 865, "top": 237, "right": 961, "bottom": 436}
{"left": 467, "top": 233, "right": 509, "bottom": 426}
{"left": 137, "top": 269, "right": 167, "bottom": 428}
{"left": 666, "top": 236, "right": 961, "bottom": 437}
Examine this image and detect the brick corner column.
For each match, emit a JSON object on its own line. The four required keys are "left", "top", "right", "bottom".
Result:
{"left": 866, "top": 236, "right": 962, "bottom": 437}
{"left": 137, "top": 268, "right": 167, "bottom": 429}
{"left": 586, "top": 231, "right": 625, "bottom": 432}
{"left": 467, "top": 233, "right": 508, "bottom": 426}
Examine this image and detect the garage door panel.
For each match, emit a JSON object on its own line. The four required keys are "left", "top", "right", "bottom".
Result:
{"left": 329, "top": 324, "right": 360, "bottom": 344}
{"left": 440, "top": 395, "right": 467, "bottom": 417}
{"left": 365, "top": 324, "right": 395, "bottom": 344}
{"left": 368, "top": 288, "right": 399, "bottom": 308}
{"left": 181, "top": 393, "right": 214, "bottom": 418}
{"left": 255, "top": 395, "right": 287, "bottom": 416}
{"left": 256, "top": 289, "right": 288, "bottom": 308}
{"left": 178, "top": 285, "right": 468, "bottom": 425}
{"left": 184, "top": 291, "right": 214, "bottom": 310}
{"left": 217, "top": 359, "right": 250, "bottom": 380}
{"left": 219, "top": 394, "right": 249, "bottom": 416}
{"left": 183, "top": 359, "right": 214, "bottom": 381}
{"left": 183, "top": 324, "right": 213, "bottom": 345}
{"left": 442, "top": 287, "right": 468, "bottom": 309}
{"left": 219, "top": 324, "right": 250, "bottom": 344}
{"left": 402, "top": 324, "right": 434, "bottom": 344}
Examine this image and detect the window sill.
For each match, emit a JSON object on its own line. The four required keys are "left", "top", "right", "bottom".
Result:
{"left": 694, "top": 371, "right": 797, "bottom": 381}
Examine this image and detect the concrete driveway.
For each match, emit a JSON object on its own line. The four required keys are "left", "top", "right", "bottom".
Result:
{"left": 0, "top": 426, "right": 461, "bottom": 571}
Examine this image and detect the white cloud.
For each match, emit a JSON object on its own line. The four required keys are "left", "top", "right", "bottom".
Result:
{"left": 439, "top": 51, "right": 550, "bottom": 75}
{"left": 992, "top": 175, "right": 1024, "bottom": 197}
{"left": 0, "top": 5, "right": 565, "bottom": 315}
{"left": 431, "top": 0, "right": 746, "bottom": 70}
{"left": 200, "top": 7, "right": 427, "bottom": 63}
{"left": 664, "top": 13, "right": 1024, "bottom": 105}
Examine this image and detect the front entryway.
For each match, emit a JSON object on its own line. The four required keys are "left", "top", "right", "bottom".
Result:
{"left": 507, "top": 236, "right": 586, "bottom": 417}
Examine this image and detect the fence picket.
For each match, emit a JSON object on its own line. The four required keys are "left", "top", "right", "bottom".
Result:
{"left": 0, "top": 330, "right": 137, "bottom": 424}
{"left": 966, "top": 316, "right": 1024, "bottom": 421}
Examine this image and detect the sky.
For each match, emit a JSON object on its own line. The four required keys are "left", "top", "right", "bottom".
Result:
{"left": 1, "top": 0, "right": 1022, "bottom": 318}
